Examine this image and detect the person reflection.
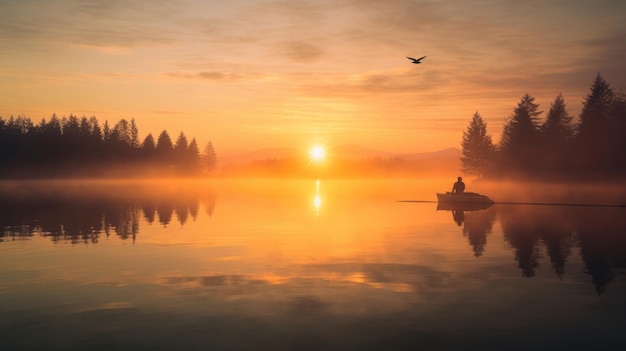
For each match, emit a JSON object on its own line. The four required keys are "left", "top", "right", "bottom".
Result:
{"left": 452, "top": 209, "right": 465, "bottom": 226}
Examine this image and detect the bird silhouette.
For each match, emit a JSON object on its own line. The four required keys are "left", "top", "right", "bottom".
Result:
{"left": 407, "top": 56, "right": 426, "bottom": 64}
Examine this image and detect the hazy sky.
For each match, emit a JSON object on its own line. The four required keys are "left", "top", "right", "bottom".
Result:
{"left": 1, "top": 0, "right": 625, "bottom": 155}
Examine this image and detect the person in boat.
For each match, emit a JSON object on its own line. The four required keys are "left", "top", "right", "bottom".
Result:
{"left": 451, "top": 176, "right": 465, "bottom": 194}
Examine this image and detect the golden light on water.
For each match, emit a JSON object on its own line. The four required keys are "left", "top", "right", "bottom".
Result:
{"left": 314, "top": 179, "right": 322, "bottom": 215}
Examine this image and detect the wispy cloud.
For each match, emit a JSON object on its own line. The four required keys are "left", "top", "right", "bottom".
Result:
{"left": 0, "top": 0, "right": 185, "bottom": 49}
{"left": 272, "top": 40, "right": 325, "bottom": 62}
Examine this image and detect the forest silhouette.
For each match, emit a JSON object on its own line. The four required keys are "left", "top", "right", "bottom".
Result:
{"left": 0, "top": 114, "right": 217, "bottom": 178}
{"left": 460, "top": 74, "right": 626, "bottom": 180}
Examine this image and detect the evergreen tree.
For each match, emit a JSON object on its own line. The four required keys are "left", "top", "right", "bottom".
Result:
{"left": 540, "top": 94, "right": 573, "bottom": 173}
{"left": 88, "top": 116, "right": 103, "bottom": 144}
{"left": 186, "top": 138, "right": 200, "bottom": 172}
{"left": 460, "top": 112, "right": 495, "bottom": 178}
{"left": 156, "top": 130, "right": 174, "bottom": 163}
{"left": 543, "top": 94, "right": 574, "bottom": 136}
{"left": 113, "top": 119, "right": 132, "bottom": 147}
{"left": 173, "top": 131, "right": 189, "bottom": 168}
{"left": 130, "top": 118, "right": 140, "bottom": 149}
{"left": 42, "top": 114, "right": 64, "bottom": 162}
{"left": 188, "top": 138, "right": 199, "bottom": 159}
{"left": 500, "top": 94, "right": 542, "bottom": 174}
{"left": 203, "top": 141, "right": 217, "bottom": 174}
{"left": 575, "top": 74, "right": 616, "bottom": 172}
{"left": 141, "top": 133, "right": 157, "bottom": 159}
{"left": 174, "top": 132, "right": 188, "bottom": 153}
{"left": 577, "top": 74, "right": 613, "bottom": 140}
{"left": 102, "top": 121, "right": 112, "bottom": 144}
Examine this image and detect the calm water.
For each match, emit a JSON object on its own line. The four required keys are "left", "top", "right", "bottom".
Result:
{"left": 1, "top": 179, "right": 625, "bottom": 350}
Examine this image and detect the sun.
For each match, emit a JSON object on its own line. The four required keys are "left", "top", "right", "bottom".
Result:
{"left": 309, "top": 145, "right": 326, "bottom": 161}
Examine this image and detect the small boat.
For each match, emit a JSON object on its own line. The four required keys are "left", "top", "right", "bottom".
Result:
{"left": 436, "top": 192, "right": 494, "bottom": 205}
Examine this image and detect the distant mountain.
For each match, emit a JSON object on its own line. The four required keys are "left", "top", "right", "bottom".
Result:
{"left": 330, "top": 144, "right": 395, "bottom": 159}
{"left": 330, "top": 144, "right": 461, "bottom": 160}
{"left": 221, "top": 147, "right": 299, "bottom": 164}
{"left": 397, "top": 147, "right": 461, "bottom": 160}
{"left": 221, "top": 145, "right": 460, "bottom": 164}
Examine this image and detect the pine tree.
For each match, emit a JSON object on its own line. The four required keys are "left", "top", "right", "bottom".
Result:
{"left": 188, "top": 138, "right": 199, "bottom": 159}
{"left": 460, "top": 112, "right": 495, "bottom": 178}
{"left": 500, "top": 94, "right": 542, "bottom": 173}
{"left": 141, "top": 133, "right": 157, "bottom": 159}
{"left": 186, "top": 138, "right": 200, "bottom": 172}
{"left": 102, "top": 121, "right": 112, "bottom": 144}
{"left": 173, "top": 131, "right": 189, "bottom": 168}
{"left": 542, "top": 94, "right": 573, "bottom": 148}
{"left": 577, "top": 74, "right": 613, "bottom": 140}
{"left": 575, "top": 74, "right": 615, "bottom": 171}
{"left": 130, "top": 118, "right": 140, "bottom": 149}
{"left": 113, "top": 119, "right": 132, "bottom": 147}
{"left": 203, "top": 141, "right": 217, "bottom": 174}
{"left": 174, "top": 132, "right": 188, "bottom": 153}
{"left": 156, "top": 130, "right": 174, "bottom": 164}
{"left": 540, "top": 94, "right": 574, "bottom": 173}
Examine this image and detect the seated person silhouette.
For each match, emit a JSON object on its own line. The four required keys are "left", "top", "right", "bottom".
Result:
{"left": 451, "top": 176, "right": 465, "bottom": 194}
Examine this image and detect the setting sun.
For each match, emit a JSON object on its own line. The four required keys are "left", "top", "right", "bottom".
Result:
{"left": 310, "top": 145, "right": 326, "bottom": 161}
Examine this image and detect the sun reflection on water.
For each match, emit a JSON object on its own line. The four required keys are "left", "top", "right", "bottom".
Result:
{"left": 314, "top": 179, "right": 322, "bottom": 215}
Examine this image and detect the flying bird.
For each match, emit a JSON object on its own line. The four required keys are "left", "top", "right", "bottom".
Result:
{"left": 407, "top": 56, "right": 426, "bottom": 64}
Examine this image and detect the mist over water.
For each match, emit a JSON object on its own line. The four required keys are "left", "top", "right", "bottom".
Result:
{"left": 1, "top": 178, "right": 625, "bottom": 350}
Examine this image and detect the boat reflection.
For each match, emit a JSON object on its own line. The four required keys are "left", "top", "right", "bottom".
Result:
{"left": 437, "top": 201, "right": 494, "bottom": 226}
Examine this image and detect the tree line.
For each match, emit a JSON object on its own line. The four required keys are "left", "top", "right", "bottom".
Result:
{"left": 460, "top": 74, "right": 626, "bottom": 179}
{"left": 0, "top": 114, "right": 218, "bottom": 177}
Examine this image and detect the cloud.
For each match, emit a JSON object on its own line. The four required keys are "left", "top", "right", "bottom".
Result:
{"left": 0, "top": 0, "right": 185, "bottom": 49}
{"left": 273, "top": 40, "right": 325, "bottom": 62}
{"left": 580, "top": 28, "right": 626, "bottom": 86}
{"left": 164, "top": 70, "right": 269, "bottom": 82}
{"left": 162, "top": 274, "right": 268, "bottom": 287}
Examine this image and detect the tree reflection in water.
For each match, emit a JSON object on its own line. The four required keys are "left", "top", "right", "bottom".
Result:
{"left": 437, "top": 202, "right": 496, "bottom": 258}
{"left": 0, "top": 181, "right": 216, "bottom": 244}
{"left": 440, "top": 203, "right": 626, "bottom": 294}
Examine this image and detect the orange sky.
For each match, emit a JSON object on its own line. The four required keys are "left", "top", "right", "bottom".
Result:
{"left": 1, "top": 0, "right": 625, "bottom": 155}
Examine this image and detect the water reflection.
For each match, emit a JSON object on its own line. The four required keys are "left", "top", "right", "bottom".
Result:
{"left": 436, "top": 202, "right": 626, "bottom": 294}
{"left": 0, "top": 180, "right": 625, "bottom": 350}
{"left": 437, "top": 202, "right": 494, "bottom": 226}
{"left": 0, "top": 180, "right": 216, "bottom": 244}
{"left": 1, "top": 180, "right": 623, "bottom": 295}
{"left": 313, "top": 179, "right": 322, "bottom": 215}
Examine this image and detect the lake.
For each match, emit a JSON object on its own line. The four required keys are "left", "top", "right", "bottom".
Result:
{"left": 1, "top": 179, "right": 625, "bottom": 350}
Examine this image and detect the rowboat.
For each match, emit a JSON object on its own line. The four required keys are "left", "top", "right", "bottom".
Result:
{"left": 436, "top": 192, "right": 494, "bottom": 212}
{"left": 436, "top": 192, "right": 494, "bottom": 205}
